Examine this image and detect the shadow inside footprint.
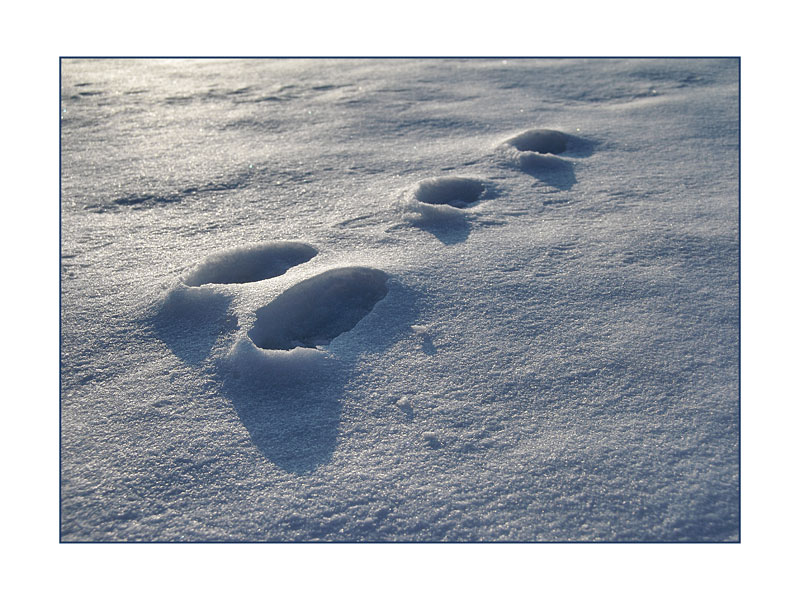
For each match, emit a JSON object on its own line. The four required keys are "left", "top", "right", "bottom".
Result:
{"left": 182, "top": 242, "right": 317, "bottom": 286}
{"left": 505, "top": 128, "right": 596, "bottom": 158}
{"left": 152, "top": 286, "right": 237, "bottom": 365}
{"left": 249, "top": 267, "right": 389, "bottom": 350}
{"left": 414, "top": 176, "right": 485, "bottom": 208}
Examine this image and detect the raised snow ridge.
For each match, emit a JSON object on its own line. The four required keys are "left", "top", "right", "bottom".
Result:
{"left": 504, "top": 129, "right": 569, "bottom": 154}
{"left": 414, "top": 176, "right": 485, "bottom": 209}
{"left": 182, "top": 242, "right": 317, "bottom": 286}
{"left": 249, "top": 267, "right": 389, "bottom": 350}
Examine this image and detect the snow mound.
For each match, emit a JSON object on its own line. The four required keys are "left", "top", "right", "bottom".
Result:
{"left": 413, "top": 176, "right": 486, "bottom": 209}
{"left": 226, "top": 336, "right": 330, "bottom": 379}
{"left": 181, "top": 242, "right": 317, "bottom": 286}
{"left": 157, "top": 282, "right": 231, "bottom": 325}
{"left": 248, "top": 267, "right": 389, "bottom": 350}
{"left": 396, "top": 396, "right": 413, "bottom": 412}
{"left": 152, "top": 284, "right": 237, "bottom": 365}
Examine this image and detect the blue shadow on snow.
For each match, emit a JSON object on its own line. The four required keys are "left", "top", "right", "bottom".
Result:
{"left": 218, "top": 276, "right": 420, "bottom": 475}
{"left": 221, "top": 359, "right": 345, "bottom": 475}
{"left": 151, "top": 285, "right": 237, "bottom": 366}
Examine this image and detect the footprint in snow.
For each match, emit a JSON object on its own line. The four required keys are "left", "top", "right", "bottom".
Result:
{"left": 182, "top": 241, "right": 317, "bottom": 286}
{"left": 163, "top": 237, "right": 390, "bottom": 368}
{"left": 504, "top": 128, "right": 594, "bottom": 157}
{"left": 405, "top": 176, "right": 490, "bottom": 244}
{"left": 505, "top": 128, "right": 570, "bottom": 155}
{"left": 158, "top": 241, "right": 318, "bottom": 364}
{"left": 413, "top": 176, "right": 486, "bottom": 209}
{"left": 248, "top": 266, "right": 389, "bottom": 351}
{"left": 501, "top": 128, "right": 595, "bottom": 191}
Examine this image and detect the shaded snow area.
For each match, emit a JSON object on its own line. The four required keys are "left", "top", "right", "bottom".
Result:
{"left": 60, "top": 58, "right": 739, "bottom": 542}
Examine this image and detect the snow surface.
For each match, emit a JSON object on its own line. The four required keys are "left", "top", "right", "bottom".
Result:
{"left": 60, "top": 58, "right": 739, "bottom": 542}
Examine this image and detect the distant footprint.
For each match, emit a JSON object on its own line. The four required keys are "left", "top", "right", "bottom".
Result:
{"left": 413, "top": 176, "right": 486, "bottom": 209}
{"left": 503, "top": 129, "right": 572, "bottom": 173}
{"left": 249, "top": 267, "right": 389, "bottom": 350}
{"left": 504, "top": 128, "right": 594, "bottom": 157}
{"left": 182, "top": 242, "right": 317, "bottom": 286}
{"left": 500, "top": 128, "right": 594, "bottom": 190}
{"left": 405, "top": 176, "right": 489, "bottom": 244}
{"left": 505, "top": 129, "right": 570, "bottom": 155}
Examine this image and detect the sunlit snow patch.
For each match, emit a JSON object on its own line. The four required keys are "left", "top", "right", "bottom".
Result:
{"left": 227, "top": 336, "right": 329, "bottom": 379}
{"left": 182, "top": 242, "right": 317, "bottom": 286}
{"left": 248, "top": 267, "right": 389, "bottom": 351}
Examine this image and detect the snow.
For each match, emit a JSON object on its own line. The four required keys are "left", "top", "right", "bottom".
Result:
{"left": 248, "top": 266, "right": 389, "bottom": 350}
{"left": 181, "top": 241, "right": 318, "bottom": 286}
{"left": 60, "top": 57, "right": 739, "bottom": 542}
{"left": 413, "top": 176, "right": 487, "bottom": 208}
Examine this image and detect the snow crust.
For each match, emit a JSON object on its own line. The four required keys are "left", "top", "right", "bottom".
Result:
{"left": 60, "top": 58, "right": 739, "bottom": 542}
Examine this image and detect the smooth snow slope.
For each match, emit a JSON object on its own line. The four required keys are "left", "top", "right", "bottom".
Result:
{"left": 60, "top": 58, "right": 739, "bottom": 541}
